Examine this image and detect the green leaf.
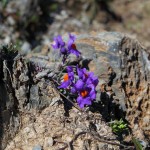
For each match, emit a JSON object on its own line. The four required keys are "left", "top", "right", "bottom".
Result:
{"left": 132, "top": 137, "right": 143, "bottom": 150}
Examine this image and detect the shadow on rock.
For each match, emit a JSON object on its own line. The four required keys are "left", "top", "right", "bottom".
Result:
{"left": 90, "top": 90, "right": 125, "bottom": 122}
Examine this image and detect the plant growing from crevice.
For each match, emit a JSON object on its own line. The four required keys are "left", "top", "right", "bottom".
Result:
{"left": 51, "top": 34, "right": 99, "bottom": 109}
{"left": 109, "top": 119, "right": 128, "bottom": 135}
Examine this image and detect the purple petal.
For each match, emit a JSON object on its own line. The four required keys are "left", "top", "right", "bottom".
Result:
{"left": 52, "top": 35, "right": 65, "bottom": 49}
{"left": 88, "top": 72, "right": 94, "bottom": 77}
{"left": 51, "top": 38, "right": 59, "bottom": 49}
{"left": 60, "top": 47, "right": 67, "bottom": 54}
{"left": 77, "top": 96, "right": 84, "bottom": 108}
{"left": 77, "top": 68, "right": 88, "bottom": 81}
{"left": 83, "top": 97, "right": 92, "bottom": 105}
{"left": 87, "top": 84, "right": 95, "bottom": 92}
{"left": 69, "top": 34, "right": 76, "bottom": 42}
{"left": 67, "top": 66, "right": 73, "bottom": 72}
{"left": 86, "top": 72, "right": 99, "bottom": 86}
{"left": 92, "top": 77, "right": 99, "bottom": 86}
{"left": 69, "top": 49, "right": 81, "bottom": 57}
{"left": 57, "top": 35, "right": 65, "bottom": 47}
{"left": 77, "top": 96, "right": 91, "bottom": 108}
{"left": 68, "top": 39, "right": 73, "bottom": 49}
{"left": 75, "top": 80, "right": 84, "bottom": 91}
{"left": 89, "top": 90, "right": 96, "bottom": 100}
{"left": 71, "top": 87, "right": 76, "bottom": 94}
{"left": 58, "top": 80, "right": 70, "bottom": 89}
{"left": 68, "top": 34, "right": 75, "bottom": 48}
{"left": 77, "top": 66, "right": 83, "bottom": 79}
{"left": 68, "top": 72, "right": 74, "bottom": 81}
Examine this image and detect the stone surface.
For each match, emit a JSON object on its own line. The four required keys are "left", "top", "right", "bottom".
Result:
{"left": 0, "top": 32, "right": 150, "bottom": 149}
{"left": 5, "top": 105, "right": 119, "bottom": 150}
{"left": 21, "top": 42, "right": 31, "bottom": 55}
{"left": 74, "top": 32, "right": 150, "bottom": 143}
{"left": 32, "top": 145, "right": 42, "bottom": 150}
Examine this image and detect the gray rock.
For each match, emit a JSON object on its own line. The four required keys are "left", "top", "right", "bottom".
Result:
{"left": 1, "top": 32, "right": 150, "bottom": 149}
{"left": 47, "top": 137, "right": 54, "bottom": 147}
{"left": 21, "top": 42, "right": 31, "bottom": 55}
{"left": 32, "top": 145, "right": 42, "bottom": 150}
{"left": 7, "top": 16, "right": 16, "bottom": 26}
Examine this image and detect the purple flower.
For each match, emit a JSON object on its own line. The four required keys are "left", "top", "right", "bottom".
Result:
{"left": 51, "top": 34, "right": 81, "bottom": 63}
{"left": 59, "top": 66, "right": 74, "bottom": 89}
{"left": 77, "top": 66, "right": 88, "bottom": 81}
{"left": 67, "top": 34, "right": 81, "bottom": 57}
{"left": 75, "top": 81, "right": 96, "bottom": 108}
{"left": 77, "top": 66, "right": 99, "bottom": 86}
{"left": 86, "top": 72, "right": 99, "bottom": 87}
{"left": 52, "top": 35, "right": 65, "bottom": 49}
{"left": 52, "top": 35, "right": 99, "bottom": 108}
{"left": 70, "top": 66, "right": 99, "bottom": 108}
{"left": 74, "top": 79, "right": 84, "bottom": 91}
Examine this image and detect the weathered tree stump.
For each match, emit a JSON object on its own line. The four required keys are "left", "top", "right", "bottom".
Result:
{"left": 0, "top": 32, "right": 149, "bottom": 150}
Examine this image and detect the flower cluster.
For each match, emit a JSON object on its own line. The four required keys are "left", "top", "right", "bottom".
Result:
{"left": 59, "top": 66, "right": 99, "bottom": 108}
{"left": 72, "top": 66, "right": 99, "bottom": 108}
{"left": 52, "top": 34, "right": 81, "bottom": 63}
{"left": 52, "top": 34, "right": 99, "bottom": 109}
